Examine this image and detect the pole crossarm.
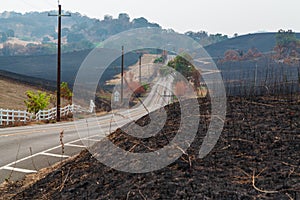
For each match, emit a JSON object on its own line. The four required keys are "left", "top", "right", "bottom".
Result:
{"left": 48, "top": 13, "right": 71, "bottom": 17}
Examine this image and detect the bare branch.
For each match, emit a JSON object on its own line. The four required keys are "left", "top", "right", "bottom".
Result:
{"left": 252, "top": 170, "right": 278, "bottom": 194}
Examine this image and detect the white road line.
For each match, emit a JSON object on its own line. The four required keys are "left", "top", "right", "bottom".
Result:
{"left": 202, "top": 71, "right": 220, "bottom": 75}
{"left": 0, "top": 91, "right": 166, "bottom": 175}
{"left": 39, "top": 152, "right": 70, "bottom": 158}
{"left": 65, "top": 143, "right": 86, "bottom": 148}
{"left": 82, "top": 138, "right": 102, "bottom": 142}
{"left": 0, "top": 138, "right": 86, "bottom": 171}
{"left": 0, "top": 145, "right": 61, "bottom": 171}
{"left": 2, "top": 166, "right": 37, "bottom": 173}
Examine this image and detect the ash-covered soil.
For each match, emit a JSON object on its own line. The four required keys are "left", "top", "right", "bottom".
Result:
{"left": 1, "top": 96, "right": 300, "bottom": 200}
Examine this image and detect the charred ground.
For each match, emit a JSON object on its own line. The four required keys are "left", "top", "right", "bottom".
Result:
{"left": 0, "top": 95, "right": 300, "bottom": 199}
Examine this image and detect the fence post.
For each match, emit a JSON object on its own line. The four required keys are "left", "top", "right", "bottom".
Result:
{"left": 36, "top": 111, "right": 40, "bottom": 121}
{"left": 23, "top": 111, "right": 25, "bottom": 123}
{"left": 5, "top": 110, "right": 8, "bottom": 125}
{"left": 11, "top": 111, "right": 14, "bottom": 125}
{"left": 18, "top": 110, "right": 21, "bottom": 124}
{"left": 89, "top": 100, "right": 95, "bottom": 113}
{"left": 0, "top": 109, "right": 2, "bottom": 126}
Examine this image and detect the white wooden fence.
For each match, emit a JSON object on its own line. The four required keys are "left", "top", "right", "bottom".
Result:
{"left": 0, "top": 100, "right": 95, "bottom": 126}
{"left": 0, "top": 109, "right": 33, "bottom": 126}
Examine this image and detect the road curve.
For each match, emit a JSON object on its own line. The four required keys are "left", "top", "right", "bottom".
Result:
{"left": 0, "top": 75, "right": 174, "bottom": 182}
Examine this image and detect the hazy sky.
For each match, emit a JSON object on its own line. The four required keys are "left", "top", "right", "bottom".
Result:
{"left": 1, "top": 0, "right": 299, "bottom": 36}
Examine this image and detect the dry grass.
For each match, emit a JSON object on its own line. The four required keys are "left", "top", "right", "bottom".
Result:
{"left": 0, "top": 78, "right": 54, "bottom": 110}
{"left": 106, "top": 54, "right": 158, "bottom": 85}
{"left": 0, "top": 37, "right": 40, "bottom": 49}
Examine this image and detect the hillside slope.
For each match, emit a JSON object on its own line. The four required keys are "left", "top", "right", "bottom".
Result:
{"left": 0, "top": 49, "right": 139, "bottom": 88}
{"left": 0, "top": 32, "right": 300, "bottom": 96}
{"left": 205, "top": 32, "right": 300, "bottom": 58}
{"left": 0, "top": 75, "right": 54, "bottom": 110}
{"left": 1, "top": 96, "right": 299, "bottom": 199}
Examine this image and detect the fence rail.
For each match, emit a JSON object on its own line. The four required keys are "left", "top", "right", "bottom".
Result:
{"left": 0, "top": 100, "right": 95, "bottom": 126}
{"left": 0, "top": 109, "right": 33, "bottom": 126}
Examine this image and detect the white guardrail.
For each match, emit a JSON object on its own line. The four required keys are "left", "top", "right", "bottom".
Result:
{"left": 0, "top": 100, "right": 95, "bottom": 126}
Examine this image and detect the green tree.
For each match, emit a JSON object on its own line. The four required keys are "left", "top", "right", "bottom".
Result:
{"left": 154, "top": 56, "right": 164, "bottom": 63}
{"left": 0, "top": 32, "right": 8, "bottom": 42}
{"left": 24, "top": 90, "right": 51, "bottom": 114}
{"left": 61, "top": 82, "right": 73, "bottom": 103}
{"left": 167, "top": 53, "right": 201, "bottom": 88}
{"left": 67, "top": 33, "right": 85, "bottom": 43}
{"left": 61, "top": 28, "right": 70, "bottom": 37}
{"left": 42, "top": 36, "right": 51, "bottom": 44}
{"left": 274, "top": 29, "right": 300, "bottom": 62}
{"left": 104, "top": 15, "right": 113, "bottom": 21}
{"left": 6, "top": 29, "right": 15, "bottom": 37}
{"left": 276, "top": 29, "right": 298, "bottom": 47}
{"left": 118, "top": 13, "right": 130, "bottom": 23}
{"left": 132, "top": 17, "right": 149, "bottom": 28}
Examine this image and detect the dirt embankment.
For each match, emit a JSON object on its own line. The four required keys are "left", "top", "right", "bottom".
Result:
{"left": 0, "top": 77, "right": 54, "bottom": 110}
{"left": 0, "top": 96, "right": 299, "bottom": 199}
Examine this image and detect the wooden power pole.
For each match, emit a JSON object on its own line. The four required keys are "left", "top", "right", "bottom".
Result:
{"left": 121, "top": 46, "right": 124, "bottom": 103}
{"left": 139, "top": 54, "right": 142, "bottom": 84}
{"left": 49, "top": 4, "right": 71, "bottom": 122}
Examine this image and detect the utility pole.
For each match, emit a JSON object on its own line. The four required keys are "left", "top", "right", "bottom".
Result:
{"left": 255, "top": 62, "right": 258, "bottom": 88}
{"left": 121, "top": 46, "right": 124, "bottom": 103}
{"left": 139, "top": 54, "right": 142, "bottom": 84}
{"left": 49, "top": 4, "right": 71, "bottom": 122}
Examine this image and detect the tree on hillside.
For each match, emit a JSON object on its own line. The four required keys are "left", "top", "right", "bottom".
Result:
{"left": 0, "top": 32, "right": 8, "bottom": 42}
{"left": 61, "top": 28, "right": 70, "bottom": 37}
{"left": 209, "top": 33, "right": 228, "bottom": 43}
{"left": 132, "top": 17, "right": 160, "bottom": 28}
{"left": 61, "top": 82, "right": 73, "bottom": 103}
{"left": 167, "top": 53, "right": 201, "bottom": 88}
{"left": 276, "top": 29, "right": 298, "bottom": 47}
{"left": 50, "top": 82, "right": 73, "bottom": 106}
{"left": 0, "top": 12, "right": 164, "bottom": 55}
{"left": 6, "top": 29, "right": 15, "bottom": 37}
{"left": 67, "top": 33, "right": 85, "bottom": 43}
{"left": 132, "top": 17, "right": 149, "bottom": 28}
{"left": 274, "top": 29, "right": 300, "bottom": 63}
{"left": 222, "top": 49, "right": 241, "bottom": 61}
{"left": 104, "top": 15, "right": 113, "bottom": 21}
{"left": 243, "top": 48, "right": 262, "bottom": 60}
{"left": 185, "top": 31, "right": 228, "bottom": 46}
{"left": 118, "top": 13, "right": 130, "bottom": 23}
{"left": 220, "top": 48, "right": 263, "bottom": 63}
{"left": 42, "top": 36, "right": 51, "bottom": 44}
{"left": 185, "top": 31, "right": 208, "bottom": 41}
{"left": 1, "top": 43, "right": 26, "bottom": 56}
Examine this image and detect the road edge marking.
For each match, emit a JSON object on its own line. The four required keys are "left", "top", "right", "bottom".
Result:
{"left": 65, "top": 143, "right": 86, "bottom": 148}
{"left": 2, "top": 166, "right": 37, "bottom": 173}
{"left": 39, "top": 152, "right": 70, "bottom": 158}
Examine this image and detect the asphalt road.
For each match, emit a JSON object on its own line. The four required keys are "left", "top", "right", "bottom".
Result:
{"left": 0, "top": 76, "right": 174, "bottom": 183}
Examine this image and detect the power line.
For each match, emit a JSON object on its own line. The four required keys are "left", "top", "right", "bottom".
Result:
{"left": 44, "top": 0, "right": 57, "bottom": 8}
{"left": 20, "top": 0, "right": 56, "bottom": 10}
{"left": 20, "top": 0, "right": 42, "bottom": 11}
